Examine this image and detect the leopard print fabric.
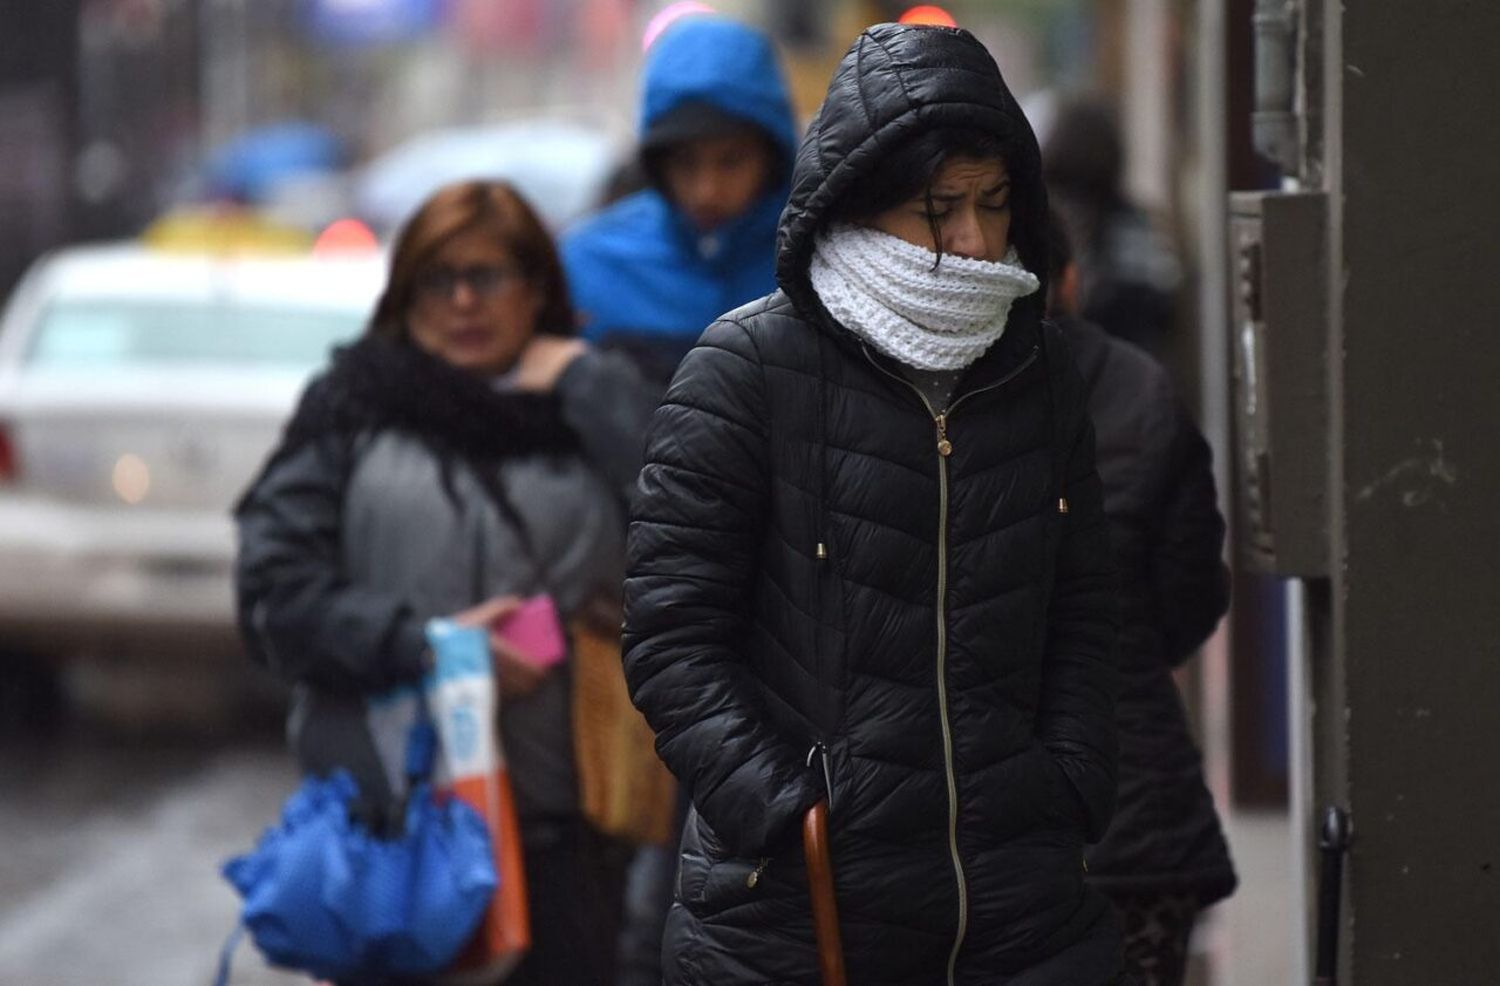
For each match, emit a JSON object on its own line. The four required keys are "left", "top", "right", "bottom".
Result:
{"left": 1108, "top": 892, "right": 1199, "bottom": 986}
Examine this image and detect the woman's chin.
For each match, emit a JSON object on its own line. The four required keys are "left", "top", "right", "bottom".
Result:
{"left": 440, "top": 346, "right": 513, "bottom": 377}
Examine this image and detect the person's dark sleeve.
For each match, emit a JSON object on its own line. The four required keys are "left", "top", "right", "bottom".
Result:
{"left": 1038, "top": 329, "right": 1121, "bottom": 843}
{"left": 621, "top": 320, "right": 822, "bottom": 858}
{"left": 1150, "top": 401, "right": 1231, "bottom": 665}
{"left": 556, "top": 347, "right": 660, "bottom": 504}
{"left": 234, "top": 433, "right": 428, "bottom": 693}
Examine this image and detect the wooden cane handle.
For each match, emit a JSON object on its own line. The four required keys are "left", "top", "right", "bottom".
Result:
{"left": 803, "top": 800, "right": 848, "bottom": 986}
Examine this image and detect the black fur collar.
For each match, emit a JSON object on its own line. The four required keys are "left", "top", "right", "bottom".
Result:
{"left": 282, "top": 334, "right": 580, "bottom": 460}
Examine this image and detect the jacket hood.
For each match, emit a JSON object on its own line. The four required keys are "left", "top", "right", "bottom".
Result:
{"left": 638, "top": 17, "right": 799, "bottom": 168}
{"left": 775, "top": 24, "right": 1047, "bottom": 312}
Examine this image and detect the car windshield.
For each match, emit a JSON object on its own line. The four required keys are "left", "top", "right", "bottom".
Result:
{"left": 26, "top": 300, "right": 366, "bottom": 371}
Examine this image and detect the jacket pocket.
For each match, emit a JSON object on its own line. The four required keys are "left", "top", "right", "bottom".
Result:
{"left": 1020, "top": 741, "right": 1089, "bottom": 838}
{"left": 677, "top": 807, "right": 782, "bottom": 921}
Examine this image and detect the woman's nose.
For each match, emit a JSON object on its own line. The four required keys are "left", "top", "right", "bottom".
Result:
{"left": 450, "top": 279, "right": 480, "bottom": 309}
{"left": 944, "top": 208, "right": 990, "bottom": 260}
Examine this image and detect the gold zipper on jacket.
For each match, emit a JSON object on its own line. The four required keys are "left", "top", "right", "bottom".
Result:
{"left": 931, "top": 402, "right": 966, "bottom": 986}
{"left": 861, "top": 345, "right": 1039, "bottom": 985}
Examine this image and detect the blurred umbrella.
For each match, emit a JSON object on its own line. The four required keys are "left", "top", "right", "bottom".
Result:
{"left": 302, "top": 0, "right": 442, "bottom": 47}
{"left": 355, "top": 120, "right": 619, "bottom": 234}
{"left": 206, "top": 122, "right": 347, "bottom": 205}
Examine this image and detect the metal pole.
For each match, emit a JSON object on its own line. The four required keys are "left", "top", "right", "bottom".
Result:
{"left": 1287, "top": 578, "right": 1313, "bottom": 979}
{"left": 1123, "top": 0, "right": 1172, "bottom": 209}
{"left": 1193, "top": 9, "right": 1233, "bottom": 978}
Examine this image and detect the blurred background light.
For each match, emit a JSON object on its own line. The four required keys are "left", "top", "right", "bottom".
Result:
{"left": 313, "top": 218, "right": 380, "bottom": 255}
{"left": 112, "top": 453, "right": 151, "bottom": 505}
{"left": 642, "top": 2, "right": 717, "bottom": 51}
{"left": 898, "top": 6, "right": 958, "bottom": 28}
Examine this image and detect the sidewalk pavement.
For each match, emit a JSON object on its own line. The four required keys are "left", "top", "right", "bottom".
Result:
{"left": 1190, "top": 807, "right": 1296, "bottom": 986}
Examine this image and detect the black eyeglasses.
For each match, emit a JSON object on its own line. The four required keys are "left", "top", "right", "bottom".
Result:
{"left": 413, "top": 264, "right": 521, "bottom": 304}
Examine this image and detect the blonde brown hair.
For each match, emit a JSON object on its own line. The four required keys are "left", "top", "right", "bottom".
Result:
{"left": 369, "top": 180, "right": 575, "bottom": 342}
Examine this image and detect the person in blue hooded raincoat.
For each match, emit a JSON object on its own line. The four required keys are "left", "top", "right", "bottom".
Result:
{"left": 561, "top": 14, "right": 798, "bottom": 386}
{"left": 561, "top": 16, "right": 799, "bottom": 984}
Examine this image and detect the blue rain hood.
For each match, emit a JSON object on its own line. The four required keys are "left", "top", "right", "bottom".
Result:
{"left": 637, "top": 16, "right": 798, "bottom": 159}
{"left": 561, "top": 17, "right": 798, "bottom": 353}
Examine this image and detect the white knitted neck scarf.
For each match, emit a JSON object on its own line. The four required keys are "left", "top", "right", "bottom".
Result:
{"left": 809, "top": 222, "right": 1041, "bottom": 371}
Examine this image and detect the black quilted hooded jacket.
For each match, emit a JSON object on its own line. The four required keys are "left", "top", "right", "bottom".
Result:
{"left": 1063, "top": 315, "right": 1236, "bottom": 905}
{"left": 623, "top": 23, "right": 1122, "bottom": 986}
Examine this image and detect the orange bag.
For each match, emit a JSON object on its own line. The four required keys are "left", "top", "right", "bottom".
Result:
{"left": 440, "top": 765, "right": 529, "bottom": 979}
{"left": 425, "top": 620, "right": 531, "bottom": 982}
{"left": 570, "top": 617, "right": 678, "bottom": 846}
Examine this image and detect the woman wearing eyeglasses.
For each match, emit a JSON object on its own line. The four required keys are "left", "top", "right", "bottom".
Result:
{"left": 234, "top": 180, "right": 656, "bottom": 985}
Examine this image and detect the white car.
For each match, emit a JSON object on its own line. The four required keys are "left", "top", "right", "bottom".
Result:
{"left": 0, "top": 242, "right": 384, "bottom": 661}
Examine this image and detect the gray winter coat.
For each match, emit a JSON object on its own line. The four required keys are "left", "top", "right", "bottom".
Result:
{"left": 235, "top": 337, "right": 654, "bottom": 825}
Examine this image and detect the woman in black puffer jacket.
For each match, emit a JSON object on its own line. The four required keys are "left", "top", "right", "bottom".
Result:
{"left": 623, "top": 24, "right": 1123, "bottom": 986}
{"left": 1047, "top": 215, "right": 1237, "bottom": 986}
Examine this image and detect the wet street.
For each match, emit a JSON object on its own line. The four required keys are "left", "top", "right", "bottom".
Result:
{"left": 0, "top": 721, "right": 1292, "bottom": 986}
{"left": 1, "top": 720, "right": 307, "bottom": 986}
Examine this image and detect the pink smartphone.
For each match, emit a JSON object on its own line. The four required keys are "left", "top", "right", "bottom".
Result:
{"left": 493, "top": 595, "right": 567, "bottom": 668}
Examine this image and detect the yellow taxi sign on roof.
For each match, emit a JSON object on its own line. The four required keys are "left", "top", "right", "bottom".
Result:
{"left": 142, "top": 206, "right": 313, "bottom": 255}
